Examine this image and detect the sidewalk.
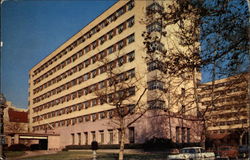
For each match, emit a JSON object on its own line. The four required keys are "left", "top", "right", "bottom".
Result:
{"left": 8, "top": 150, "right": 58, "bottom": 160}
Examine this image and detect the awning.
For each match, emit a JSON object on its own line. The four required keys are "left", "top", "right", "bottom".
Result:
{"left": 19, "top": 136, "right": 47, "bottom": 140}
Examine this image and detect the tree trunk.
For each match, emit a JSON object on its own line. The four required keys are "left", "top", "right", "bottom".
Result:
{"left": 239, "top": 130, "right": 246, "bottom": 146}
{"left": 119, "top": 119, "right": 125, "bottom": 160}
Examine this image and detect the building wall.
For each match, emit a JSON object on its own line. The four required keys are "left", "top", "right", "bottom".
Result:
{"left": 28, "top": 0, "right": 202, "bottom": 148}
{"left": 4, "top": 101, "right": 28, "bottom": 133}
{"left": 199, "top": 73, "right": 249, "bottom": 135}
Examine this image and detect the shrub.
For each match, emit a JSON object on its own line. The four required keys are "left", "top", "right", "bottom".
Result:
{"left": 30, "top": 144, "right": 42, "bottom": 151}
{"left": 143, "top": 137, "right": 175, "bottom": 151}
{"left": 8, "top": 144, "right": 29, "bottom": 151}
{"left": 64, "top": 143, "right": 143, "bottom": 151}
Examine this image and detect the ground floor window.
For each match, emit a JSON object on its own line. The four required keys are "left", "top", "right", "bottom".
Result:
{"left": 108, "top": 130, "right": 113, "bottom": 144}
{"left": 84, "top": 132, "right": 88, "bottom": 145}
{"left": 78, "top": 133, "right": 81, "bottom": 145}
{"left": 91, "top": 131, "right": 96, "bottom": 141}
{"left": 71, "top": 133, "right": 75, "bottom": 145}
{"left": 129, "top": 127, "right": 135, "bottom": 143}
{"left": 99, "top": 130, "right": 104, "bottom": 144}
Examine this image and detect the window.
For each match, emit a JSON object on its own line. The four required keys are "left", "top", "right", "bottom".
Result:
{"left": 118, "top": 24, "right": 124, "bottom": 33}
{"left": 127, "top": 17, "right": 134, "bottom": 27}
{"left": 116, "top": 6, "right": 126, "bottom": 17}
{"left": 100, "top": 35, "right": 106, "bottom": 44}
{"left": 92, "top": 55, "right": 98, "bottom": 64}
{"left": 100, "top": 130, "right": 104, "bottom": 144}
{"left": 92, "top": 99, "right": 98, "bottom": 107}
{"left": 127, "top": 34, "right": 135, "bottom": 44}
{"left": 92, "top": 69, "right": 98, "bottom": 78}
{"left": 187, "top": 128, "right": 190, "bottom": 143}
{"left": 148, "top": 100, "right": 165, "bottom": 109}
{"left": 129, "top": 127, "right": 135, "bottom": 143}
{"left": 71, "top": 133, "right": 75, "bottom": 145}
{"left": 108, "top": 30, "right": 114, "bottom": 40}
{"left": 108, "top": 130, "right": 114, "bottom": 144}
{"left": 128, "top": 69, "right": 135, "bottom": 78}
{"left": 147, "top": 22, "right": 162, "bottom": 32}
{"left": 83, "top": 73, "right": 90, "bottom": 81}
{"left": 176, "top": 127, "right": 180, "bottom": 143}
{"left": 99, "top": 81, "right": 106, "bottom": 89}
{"left": 118, "top": 40, "right": 125, "bottom": 50}
{"left": 84, "top": 132, "right": 88, "bottom": 145}
{"left": 148, "top": 41, "right": 164, "bottom": 53}
{"left": 84, "top": 59, "right": 90, "bottom": 67}
{"left": 108, "top": 46, "right": 115, "bottom": 54}
{"left": 92, "top": 41, "right": 98, "bottom": 49}
{"left": 127, "top": 51, "right": 135, "bottom": 62}
{"left": 100, "top": 112, "right": 106, "bottom": 119}
{"left": 85, "top": 115, "right": 90, "bottom": 121}
{"left": 100, "top": 65, "right": 107, "bottom": 74}
{"left": 91, "top": 131, "right": 96, "bottom": 141}
{"left": 128, "top": 87, "right": 135, "bottom": 96}
{"left": 127, "top": 0, "right": 134, "bottom": 10}
{"left": 118, "top": 57, "right": 125, "bottom": 66}
{"left": 99, "top": 50, "right": 106, "bottom": 59}
{"left": 182, "top": 128, "right": 186, "bottom": 143}
{"left": 146, "top": 2, "right": 164, "bottom": 14}
{"left": 148, "top": 80, "right": 164, "bottom": 90}
{"left": 78, "top": 133, "right": 81, "bottom": 145}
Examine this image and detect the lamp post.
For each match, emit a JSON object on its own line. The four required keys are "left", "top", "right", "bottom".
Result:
{"left": 0, "top": 93, "right": 6, "bottom": 160}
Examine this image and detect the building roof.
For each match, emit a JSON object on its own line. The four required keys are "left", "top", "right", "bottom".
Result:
{"left": 8, "top": 108, "right": 28, "bottom": 123}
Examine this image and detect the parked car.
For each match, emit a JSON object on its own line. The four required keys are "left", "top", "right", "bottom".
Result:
{"left": 238, "top": 145, "right": 249, "bottom": 158}
{"left": 217, "top": 146, "right": 238, "bottom": 159}
{"left": 168, "top": 147, "right": 215, "bottom": 160}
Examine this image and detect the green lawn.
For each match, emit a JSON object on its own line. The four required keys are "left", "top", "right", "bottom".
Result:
{"left": 5, "top": 151, "right": 25, "bottom": 158}
{"left": 19, "top": 151, "right": 169, "bottom": 160}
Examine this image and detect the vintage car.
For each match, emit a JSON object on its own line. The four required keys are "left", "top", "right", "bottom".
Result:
{"left": 216, "top": 145, "right": 238, "bottom": 159}
{"left": 168, "top": 147, "right": 215, "bottom": 160}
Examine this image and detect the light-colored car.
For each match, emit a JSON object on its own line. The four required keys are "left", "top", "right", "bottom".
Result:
{"left": 168, "top": 147, "right": 215, "bottom": 160}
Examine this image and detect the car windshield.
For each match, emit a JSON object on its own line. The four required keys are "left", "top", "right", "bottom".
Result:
{"left": 220, "top": 147, "right": 230, "bottom": 151}
{"left": 180, "top": 149, "right": 196, "bottom": 153}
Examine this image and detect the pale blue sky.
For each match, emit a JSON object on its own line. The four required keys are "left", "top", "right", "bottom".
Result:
{"left": 1, "top": 0, "right": 117, "bottom": 109}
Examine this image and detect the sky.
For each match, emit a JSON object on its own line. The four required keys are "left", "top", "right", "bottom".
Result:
{"left": 1, "top": 0, "right": 117, "bottom": 109}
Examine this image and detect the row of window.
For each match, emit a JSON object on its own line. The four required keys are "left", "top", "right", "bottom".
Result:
{"left": 176, "top": 127, "right": 191, "bottom": 143}
{"left": 33, "top": 16, "right": 135, "bottom": 86}
{"left": 207, "top": 118, "right": 248, "bottom": 127}
{"left": 33, "top": 51, "right": 135, "bottom": 104}
{"left": 205, "top": 104, "right": 246, "bottom": 112}
{"left": 199, "top": 86, "right": 246, "bottom": 99}
{"left": 70, "top": 127, "right": 135, "bottom": 145}
{"left": 201, "top": 78, "right": 247, "bottom": 91}
{"left": 33, "top": 99, "right": 135, "bottom": 124}
{"left": 33, "top": 68, "right": 135, "bottom": 112}
{"left": 33, "top": 0, "right": 135, "bottom": 77}
{"left": 201, "top": 94, "right": 247, "bottom": 106}
{"left": 209, "top": 111, "right": 248, "bottom": 120}
{"left": 33, "top": 35, "right": 135, "bottom": 94}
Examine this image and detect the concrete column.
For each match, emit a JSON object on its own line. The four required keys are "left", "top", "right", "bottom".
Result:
{"left": 14, "top": 134, "right": 19, "bottom": 144}
{"left": 6, "top": 136, "right": 12, "bottom": 146}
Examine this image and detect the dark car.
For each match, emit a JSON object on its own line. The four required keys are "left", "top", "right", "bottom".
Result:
{"left": 217, "top": 146, "right": 238, "bottom": 159}
{"left": 238, "top": 145, "right": 249, "bottom": 158}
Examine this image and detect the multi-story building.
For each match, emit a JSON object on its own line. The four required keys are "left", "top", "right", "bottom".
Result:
{"left": 28, "top": 0, "right": 202, "bottom": 149}
{"left": 199, "top": 73, "right": 249, "bottom": 146}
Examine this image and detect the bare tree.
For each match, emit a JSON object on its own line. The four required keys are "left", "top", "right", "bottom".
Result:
{"left": 143, "top": 0, "right": 249, "bottom": 147}
{"left": 94, "top": 49, "right": 147, "bottom": 160}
